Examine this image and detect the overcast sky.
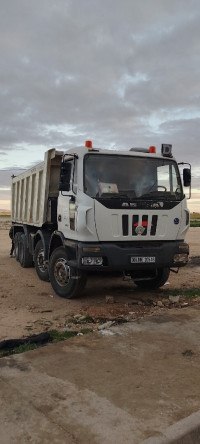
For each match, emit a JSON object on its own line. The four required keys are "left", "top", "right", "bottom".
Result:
{"left": 0, "top": 0, "right": 200, "bottom": 211}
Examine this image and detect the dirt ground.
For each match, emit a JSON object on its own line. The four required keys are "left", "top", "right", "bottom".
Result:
{"left": 0, "top": 216, "right": 200, "bottom": 340}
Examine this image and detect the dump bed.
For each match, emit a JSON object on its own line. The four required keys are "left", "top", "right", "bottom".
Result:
{"left": 11, "top": 149, "right": 63, "bottom": 227}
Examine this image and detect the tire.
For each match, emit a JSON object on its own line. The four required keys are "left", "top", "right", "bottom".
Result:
{"left": 18, "top": 234, "right": 33, "bottom": 268}
{"left": 132, "top": 268, "right": 170, "bottom": 290}
{"left": 34, "top": 240, "right": 49, "bottom": 281}
{"left": 14, "top": 232, "right": 22, "bottom": 261}
{"left": 49, "top": 246, "right": 87, "bottom": 298}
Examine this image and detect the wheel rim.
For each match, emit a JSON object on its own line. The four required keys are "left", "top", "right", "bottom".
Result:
{"left": 54, "top": 258, "right": 70, "bottom": 287}
{"left": 37, "top": 249, "right": 47, "bottom": 273}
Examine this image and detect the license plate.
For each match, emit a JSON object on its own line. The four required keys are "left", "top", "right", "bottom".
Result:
{"left": 131, "top": 256, "right": 156, "bottom": 264}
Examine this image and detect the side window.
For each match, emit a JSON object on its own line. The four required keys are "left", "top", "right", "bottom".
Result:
{"left": 59, "top": 159, "right": 73, "bottom": 193}
{"left": 157, "top": 164, "right": 180, "bottom": 193}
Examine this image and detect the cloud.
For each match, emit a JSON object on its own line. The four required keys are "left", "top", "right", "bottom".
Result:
{"left": 0, "top": 0, "right": 200, "bottom": 208}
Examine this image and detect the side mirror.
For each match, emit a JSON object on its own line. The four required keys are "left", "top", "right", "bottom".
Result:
{"left": 183, "top": 168, "right": 191, "bottom": 187}
{"left": 59, "top": 162, "right": 72, "bottom": 191}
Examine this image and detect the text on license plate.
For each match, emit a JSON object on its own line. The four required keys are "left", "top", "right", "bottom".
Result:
{"left": 131, "top": 256, "right": 156, "bottom": 263}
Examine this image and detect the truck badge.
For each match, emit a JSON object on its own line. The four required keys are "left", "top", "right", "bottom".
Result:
{"left": 135, "top": 225, "right": 145, "bottom": 235}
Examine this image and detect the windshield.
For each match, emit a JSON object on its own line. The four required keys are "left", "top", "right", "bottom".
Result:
{"left": 84, "top": 154, "right": 183, "bottom": 200}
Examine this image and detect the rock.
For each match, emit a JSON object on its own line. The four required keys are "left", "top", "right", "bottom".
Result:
{"left": 63, "top": 327, "right": 74, "bottom": 332}
{"left": 169, "top": 295, "right": 180, "bottom": 303}
{"left": 157, "top": 301, "right": 164, "bottom": 308}
{"left": 78, "top": 316, "right": 87, "bottom": 321}
{"left": 98, "top": 321, "right": 114, "bottom": 330}
{"left": 99, "top": 330, "right": 115, "bottom": 336}
{"left": 162, "top": 299, "right": 170, "bottom": 307}
{"left": 181, "top": 302, "right": 189, "bottom": 308}
{"left": 105, "top": 295, "right": 115, "bottom": 304}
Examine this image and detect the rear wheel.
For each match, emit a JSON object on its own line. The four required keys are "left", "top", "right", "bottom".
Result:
{"left": 132, "top": 268, "right": 170, "bottom": 290}
{"left": 18, "top": 234, "right": 33, "bottom": 268}
{"left": 34, "top": 240, "right": 49, "bottom": 281}
{"left": 49, "top": 247, "right": 87, "bottom": 298}
{"left": 14, "top": 232, "right": 22, "bottom": 261}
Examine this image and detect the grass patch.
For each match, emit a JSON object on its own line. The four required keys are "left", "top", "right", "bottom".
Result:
{"left": 162, "top": 287, "right": 200, "bottom": 299}
{"left": 0, "top": 342, "right": 37, "bottom": 358}
{"left": 190, "top": 213, "right": 200, "bottom": 227}
{"left": 48, "top": 329, "right": 77, "bottom": 342}
{"left": 190, "top": 220, "right": 200, "bottom": 227}
{"left": 0, "top": 328, "right": 92, "bottom": 358}
{"left": 79, "top": 328, "right": 93, "bottom": 335}
{"left": 67, "top": 316, "right": 95, "bottom": 325}
{"left": 49, "top": 329, "right": 92, "bottom": 342}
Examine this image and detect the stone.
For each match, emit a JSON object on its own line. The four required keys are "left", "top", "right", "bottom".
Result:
{"left": 105, "top": 296, "right": 115, "bottom": 304}
{"left": 99, "top": 330, "right": 115, "bottom": 336}
{"left": 98, "top": 321, "right": 114, "bottom": 330}
{"left": 169, "top": 295, "right": 180, "bottom": 303}
{"left": 78, "top": 316, "right": 87, "bottom": 321}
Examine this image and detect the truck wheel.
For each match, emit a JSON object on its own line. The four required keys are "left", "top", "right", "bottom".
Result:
{"left": 49, "top": 247, "right": 87, "bottom": 298}
{"left": 14, "top": 232, "right": 22, "bottom": 261}
{"left": 133, "top": 268, "right": 170, "bottom": 290}
{"left": 19, "top": 234, "right": 33, "bottom": 268}
{"left": 34, "top": 240, "right": 49, "bottom": 281}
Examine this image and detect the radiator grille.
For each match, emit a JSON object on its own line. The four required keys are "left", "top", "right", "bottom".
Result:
{"left": 122, "top": 214, "right": 158, "bottom": 237}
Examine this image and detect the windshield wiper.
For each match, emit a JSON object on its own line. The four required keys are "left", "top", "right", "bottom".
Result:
{"left": 139, "top": 191, "right": 174, "bottom": 200}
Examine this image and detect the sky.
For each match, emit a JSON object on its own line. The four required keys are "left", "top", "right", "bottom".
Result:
{"left": 0, "top": 0, "right": 200, "bottom": 212}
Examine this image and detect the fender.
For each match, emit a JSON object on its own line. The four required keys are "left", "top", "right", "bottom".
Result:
{"left": 49, "top": 230, "right": 66, "bottom": 259}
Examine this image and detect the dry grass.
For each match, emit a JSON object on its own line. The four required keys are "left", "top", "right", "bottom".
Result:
{"left": 190, "top": 212, "right": 200, "bottom": 220}
{"left": 0, "top": 210, "right": 11, "bottom": 216}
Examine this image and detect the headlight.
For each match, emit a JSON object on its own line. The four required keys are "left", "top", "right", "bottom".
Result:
{"left": 82, "top": 257, "right": 103, "bottom": 266}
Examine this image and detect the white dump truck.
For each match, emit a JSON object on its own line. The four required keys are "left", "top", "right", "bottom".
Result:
{"left": 10, "top": 141, "right": 191, "bottom": 298}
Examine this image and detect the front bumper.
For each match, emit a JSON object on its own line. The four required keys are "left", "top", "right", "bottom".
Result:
{"left": 66, "top": 240, "right": 189, "bottom": 271}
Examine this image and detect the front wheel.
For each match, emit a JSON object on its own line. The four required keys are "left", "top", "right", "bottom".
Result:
{"left": 49, "top": 247, "right": 87, "bottom": 298}
{"left": 132, "top": 268, "right": 170, "bottom": 290}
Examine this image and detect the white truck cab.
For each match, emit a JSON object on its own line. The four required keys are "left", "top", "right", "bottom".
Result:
{"left": 11, "top": 141, "right": 191, "bottom": 298}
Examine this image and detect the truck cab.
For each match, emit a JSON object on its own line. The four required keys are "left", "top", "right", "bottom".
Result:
{"left": 11, "top": 141, "right": 191, "bottom": 298}
{"left": 48, "top": 142, "right": 190, "bottom": 297}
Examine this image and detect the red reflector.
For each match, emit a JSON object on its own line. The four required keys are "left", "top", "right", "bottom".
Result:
{"left": 149, "top": 146, "right": 156, "bottom": 153}
{"left": 133, "top": 222, "right": 153, "bottom": 227}
{"left": 85, "top": 140, "right": 92, "bottom": 148}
